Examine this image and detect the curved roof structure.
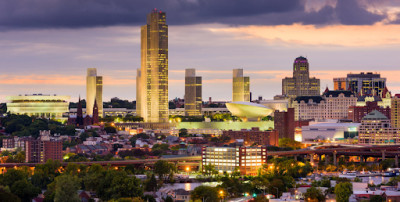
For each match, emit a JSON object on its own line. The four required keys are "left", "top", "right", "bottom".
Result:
{"left": 226, "top": 102, "right": 273, "bottom": 120}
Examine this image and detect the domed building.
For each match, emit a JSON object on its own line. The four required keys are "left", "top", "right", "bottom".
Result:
{"left": 226, "top": 101, "right": 273, "bottom": 121}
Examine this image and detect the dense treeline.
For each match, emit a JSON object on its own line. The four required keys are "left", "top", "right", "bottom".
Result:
{"left": 0, "top": 159, "right": 177, "bottom": 202}
{"left": 1, "top": 114, "right": 75, "bottom": 137}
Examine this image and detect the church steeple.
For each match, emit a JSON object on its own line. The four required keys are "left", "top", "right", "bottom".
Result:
{"left": 92, "top": 99, "right": 99, "bottom": 124}
{"left": 76, "top": 95, "right": 84, "bottom": 127}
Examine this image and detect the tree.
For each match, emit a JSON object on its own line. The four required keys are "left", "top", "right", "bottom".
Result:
{"left": 278, "top": 138, "right": 302, "bottom": 149}
{"left": 0, "top": 169, "right": 28, "bottom": 187}
{"left": 0, "top": 188, "right": 21, "bottom": 202}
{"left": 145, "top": 174, "right": 157, "bottom": 192}
{"left": 203, "top": 163, "right": 217, "bottom": 177}
{"left": 96, "top": 170, "right": 143, "bottom": 200}
{"left": 154, "top": 160, "right": 176, "bottom": 182}
{"left": 304, "top": 187, "right": 325, "bottom": 202}
{"left": 370, "top": 195, "right": 385, "bottom": 202}
{"left": 334, "top": 182, "right": 353, "bottom": 202}
{"left": 105, "top": 126, "right": 117, "bottom": 134}
{"left": 10, "top": 180, "right": 40, "bottom": 202}
{"left": 54, "top": 175, "right": 81, "bottom": 202}
{"left": 190, "top": 186, "right": 219, "bottom": 202}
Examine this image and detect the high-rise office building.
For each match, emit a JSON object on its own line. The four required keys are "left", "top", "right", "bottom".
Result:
{"left": 282, "top": 56, "right": 320, "bottom": 98}
{"left": 232, "top": 69, "right": 250, "bottom": 102}
{"left": 184, "top": 69, "right": 202, "bottom": 116}
{"left": 136, "top": 9, "right": 168, "bottom": 123}
{"left": 86, "top": 68, "right": 103, "bottom": 117}
{"left": 334, "top": 72, "right": 387, "bottom": 98}
{"left": 391, "top": 94, "right": 400, "bottom": 128}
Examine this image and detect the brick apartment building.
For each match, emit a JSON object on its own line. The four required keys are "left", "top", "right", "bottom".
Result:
{"left": 222, "top": 127, "right": 279, "bottom": 146}
{"left": 274, "top": 108, "right": 295, "bottom": 140}
{"left": 25, "top": 137, "right": 62, "bottom": 163}
{"left": 348, "top": 101, "right": 391, "bottom": 123}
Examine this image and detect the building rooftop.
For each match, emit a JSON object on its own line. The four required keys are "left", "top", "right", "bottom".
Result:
{"left": 362, "top": 110, "right": 388, "bottom": 120}
{"left": 323, "top": 90, "right": 354, "bottom": 97}
{"left": 294, "top": 96, "right": 324, "bottom": 104}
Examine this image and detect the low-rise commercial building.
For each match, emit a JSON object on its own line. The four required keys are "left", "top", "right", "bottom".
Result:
{"left": 301, "top": 122, "right": 360, "bottom": 142}
{"left": 202, "top": 146, "right": 267, "bottom": 176}
{"left": 358, "top": 110, "right": 400, "bottom": 145}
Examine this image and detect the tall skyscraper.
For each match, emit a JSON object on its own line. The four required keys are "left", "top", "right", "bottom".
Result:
{"left": 282, "top": 56, "right": 320, "bottom": 98}
{"left": 232, "top": 69, "right": 250, "bottom": 102}
{"left": 86, "top": 68, "right": 103, "bottom": 117}
{"left": 184, "top": 69, "right": 202, "bottom": 116}
{"left": 136, "top": 9, "right": 168, "bottom": 123}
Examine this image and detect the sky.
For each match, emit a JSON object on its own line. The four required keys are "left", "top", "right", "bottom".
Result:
{"left": 2, "top": 0, "right": 400, "bottom": 102}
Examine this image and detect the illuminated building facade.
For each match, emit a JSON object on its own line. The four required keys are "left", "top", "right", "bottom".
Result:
{"left": 86, "top": 68, "right": 103, "bottom": 117}
{"left": 25, "top": 131, "right": 62, "bottom": 163}
{"left": 232, "top": 69, "right": 250, "bottom": 102}
{"left": 202, "top": 146, "right": 267, "bottom": 176}
{"left": 222, "top": 127, "right": 279, "bottom": 146}
{"left": 6, "top": 94, "right": 70, "bottom": 119}
{"left": 184, "top": 69, "right": 202, "bottom": 116}
{"left": 333, "top": 77, "right": 346, "bottom": 90}
{"left": 391, "top": 94, "right": 400, "bottom": 128}
{"left": 136, "top": 9, "right": 169, "bottom": 123}
{"left": 282, "top": 56, "right": 320, "bottom": 99}
{"left": 336, "top": 72, "right": 386, "bottom": 98}
{"left": 358, "top": 110, "right": 400, "bottom": 145}
{"left": 293, "top": 90, "right": 357, "bottom": 121}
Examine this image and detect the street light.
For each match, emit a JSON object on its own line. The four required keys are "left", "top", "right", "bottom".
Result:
{"left": 219, "top": 190, "right": 224, "bottom": 202}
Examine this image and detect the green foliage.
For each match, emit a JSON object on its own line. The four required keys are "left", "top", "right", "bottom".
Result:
{"left": 145, "top": 174, "right": 158, "bottom": 192}
{"left": 311, "top": 177, "right": 331, "bottom": 188}
{"left": 104, "top": 126, "right": 117, "bottom": 134}
{"left": 96, "top": 170, "right": 143, "bottom": 200}
{"left": 304, "top": 187, "right": 325, "bottom": 202}
{"left": 218, "top": 175, "right": 250, "bottom": 198}
{"left": 370, "top": 195, "right": 385, "bottom": 202}
{"left": 10, "top": 179, "right": 40, "bottom": 202}
{"left": 267, "top": 157, "right": 313, "bottom": 178}
{"left": 151, "top": 143, "right": 170, "bottom": 156}
{"left": 0, "top": 169, "right": 29, "bottom": 187}
{"left": 154, "top": 160, "right": 176, "bottom": 182}
{"left": 190, "top": 186, "right": 219, "bottom": 202}
{"left": 334, "top": 182, "right": 353, "bottom": 202}
{"left": 380, "top": 159, "right": 395, "bottom": 171}
{"left": 179, "top": 128, "right": 188, "bottom": 137}
{"left": 0, "top": 188, "right": 21, "bottom": 202}
{"left": 278, "top": 138, "right": 302, "bottom": 149}
{"left": 2, "top": 114, "right": 75, "bottom": 137}
{"left": 54, "top": 175, "right": 81, "bottom": 202}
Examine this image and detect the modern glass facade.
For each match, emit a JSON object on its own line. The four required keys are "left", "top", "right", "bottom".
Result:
{"left": 184, "top": 69, "right": 202, "bottom": 116}
{"left": 137, "top": 9, "right": 169, "bottom": 123}
{"left": 232, "top": 69, "right": 250, "bottom": 102}
{"left": 86, "top": 68, "right": 103, "bottom": 117}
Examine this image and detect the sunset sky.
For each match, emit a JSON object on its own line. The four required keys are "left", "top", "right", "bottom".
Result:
{"left": 2, "top": 0, "right": 400, "bottom": 102}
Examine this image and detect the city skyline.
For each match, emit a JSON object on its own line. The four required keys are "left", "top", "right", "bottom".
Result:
{"left": 3, "top": 1, "right": 400, "bottom": 102}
